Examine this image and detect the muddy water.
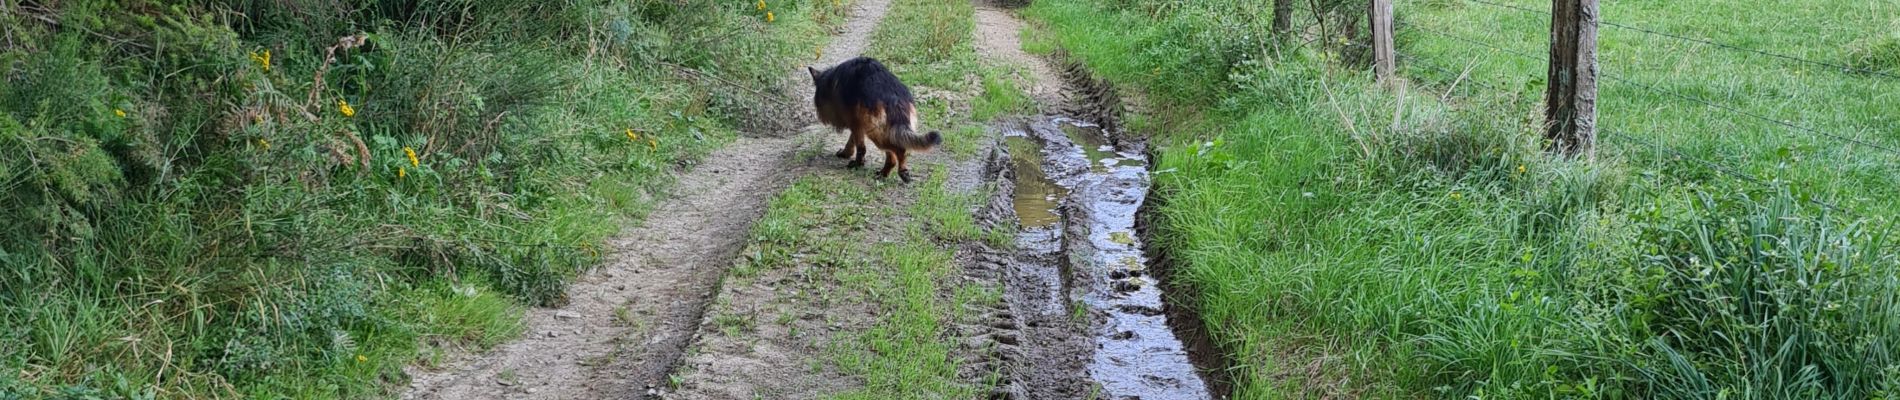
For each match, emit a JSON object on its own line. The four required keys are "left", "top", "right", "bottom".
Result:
{"left": 1007, "top": 136, "right": 1065, "bottom": 229}
{"left": 1008, "top": 118, "right": 1211, "bottom": 399}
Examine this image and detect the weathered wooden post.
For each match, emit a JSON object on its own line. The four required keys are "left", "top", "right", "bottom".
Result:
{"left": 1546, "top": 0, "right": 1598, "bottom": 158}
{"left": 1273, "top": 0, "right": 1293, "bottom": 36}
{"left": 1369, "top": 0, "right": 1396, "bottom": 84}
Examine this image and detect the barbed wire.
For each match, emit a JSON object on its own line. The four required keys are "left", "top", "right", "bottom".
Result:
{"left": 1404, "top": 24, "right": 1900, "bottom": 158}
{"left": 1600, "top": 129, "right": 1863, "bottom": 218}
{"left": 1458, "top": 0, "right": 1900, "bottom": 80}
{"left": 1368, "top": 28, "right": 1870, "bottom": 218}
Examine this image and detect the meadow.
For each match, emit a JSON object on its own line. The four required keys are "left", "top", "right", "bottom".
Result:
{"left": 0, "top": 0, "right": 842, "bottom": 397}
{"left": 1022, "top": 0, "right": 1899, "bottom": 398}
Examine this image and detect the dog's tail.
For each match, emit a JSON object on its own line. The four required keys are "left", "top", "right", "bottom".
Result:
{"left": 887, "top": 103, "right": 942, "bottom": 151}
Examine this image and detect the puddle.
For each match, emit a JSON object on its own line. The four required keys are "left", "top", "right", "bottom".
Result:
{"left": 1005, "top": 117, "right": 1212, "bottom": 400}
{"left": 1006, "top": 136, "right": 1065, "bottom": 229}
{"left": 1059, "top": 122, "right": 1121, "bottom": 173}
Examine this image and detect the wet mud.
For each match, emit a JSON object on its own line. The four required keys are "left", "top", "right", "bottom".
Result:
{"left": 978, "top": 116, "right": 1214, "bottom": 400}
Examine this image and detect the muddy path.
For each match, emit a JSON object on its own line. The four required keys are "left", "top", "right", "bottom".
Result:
{"left": 399, "top": 0, "right": 895, "bottom": 398}
{"left": 971, "top": 6, "right": 1219, "bottom": 400}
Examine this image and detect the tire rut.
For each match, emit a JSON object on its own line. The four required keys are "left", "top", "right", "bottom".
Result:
{"left": 400, "top": 0, "right": 895, "bottom": 398}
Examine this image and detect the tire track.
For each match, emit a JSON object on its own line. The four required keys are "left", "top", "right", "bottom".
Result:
{"left": 400, "top": 1, "right": 895, "bottom": 398}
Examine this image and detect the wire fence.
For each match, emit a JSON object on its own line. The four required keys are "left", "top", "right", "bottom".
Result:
{"left": 1459, "top": 0, "right": 1900, "bottom": 80}
{"left": 1339, "top": 6, "right": 1888, "bottom": 219}
{"left": 1403, "top": 23, "right": 1900, "bottom": 158}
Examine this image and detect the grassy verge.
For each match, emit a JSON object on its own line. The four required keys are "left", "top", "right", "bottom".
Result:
{"left": 728, "top": 169, "right": 996, "bottom": 399}
{"left": 1026, "top": 0, "right": 1899, "bottom": 398}
{"left": 821, "top": 0, "right": 1003, "bottom": 396}
{"left": 0, "top": 1, "right": 845, "bottom": 397}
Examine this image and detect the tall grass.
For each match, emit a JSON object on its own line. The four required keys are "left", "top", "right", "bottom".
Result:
{"left": 1025, "top": 0, "right": 1900, "bottom": 398}
{"left": 0, "top": 0, "right": 843, "bottom": 397}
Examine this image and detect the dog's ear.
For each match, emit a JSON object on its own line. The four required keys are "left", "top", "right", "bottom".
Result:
{"left": 807, "top": 66, "right": 820, "bottom": 81}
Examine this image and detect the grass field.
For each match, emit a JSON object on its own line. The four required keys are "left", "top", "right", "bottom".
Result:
{"left": 0, "top": 1, "right": 844, "bottom": 397}
{"left": 1024, "top": 0, "right": 1899, "bottom": 398}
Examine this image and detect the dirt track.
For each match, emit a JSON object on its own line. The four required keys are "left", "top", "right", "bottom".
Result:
{"left": 400, "top": 0, "right": 894, "bottom": 398}
{"left": 404, "top": 2, "right": 1217, "bottom": 399}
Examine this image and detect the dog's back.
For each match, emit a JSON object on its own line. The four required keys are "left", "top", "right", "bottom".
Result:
{"left": 810, "top": 57, "right": 940, "bottom": 151}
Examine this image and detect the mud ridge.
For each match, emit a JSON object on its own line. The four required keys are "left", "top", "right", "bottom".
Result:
{"left": 1135, "top": 188, "right": 1238, "bottom": 399}
{"left": 970, "top": 137, "right": 1096, "bottom": 400}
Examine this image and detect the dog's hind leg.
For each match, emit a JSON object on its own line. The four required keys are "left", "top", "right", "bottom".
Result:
{"left": 894, "top": 149, "right": 913, "bottom": 183}
{"left": 877, "top": 150, "right": 897, "bottom": 179}
{"left": 836, "top": 128, "right": 862, "bottom": 160}
{"left": 851, "top": 141, "right": 868, "bottom": 168}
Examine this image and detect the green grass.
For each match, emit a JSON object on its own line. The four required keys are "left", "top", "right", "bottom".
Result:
{"left": 0, "top": 0, "right": 847, "bottom": 397}
{"left": 731, "top": 171, "right": 993, "bottom": 399}
{"left": 816, "top": 1, "right": 1001, "bottom": 396}
{"left": 1027, "top": 0, "right": 1900, "bottom": 399}
{"left": 972, "top": 66, "right": 1034, "bottom": 121}
{"left": 827, "top": 171, "right": 995, "bottom": 400}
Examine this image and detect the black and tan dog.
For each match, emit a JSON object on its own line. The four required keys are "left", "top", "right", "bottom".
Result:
{"left": 809, "top": 57, "right": 942, "bottom": 183}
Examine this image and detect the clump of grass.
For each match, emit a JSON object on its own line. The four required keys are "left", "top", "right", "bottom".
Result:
{"left": 972, "top": 67, "right": 1033, "bottom": 121}
{"left": 1846, "top": 21, "right": 1900, "bottom": 73}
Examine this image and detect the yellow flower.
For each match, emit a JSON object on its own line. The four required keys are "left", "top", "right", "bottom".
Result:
{"left": 397, "top": 167, "right": 406, "bottom": 179}
{"left": 757, "top": 0, "right": 766, "bottom": 10}
{"left": 404, "top": 146, "right": 419, "bottom": 168}
{"left": 114, "top": 109, "right": 126, "bottom": 118}
{"left": 626, "top": 128, "right": 640, "bottom": 141}
{"left": 337, "top": 99, "right": 355, "bottom": 117}
{"left": 1450, "top": 191, "right": 1463, "bottom": 201}
{"left": 355, "top": 354, "right": 367, "bottom": 363}
{"left": 766, "top": 11, "right": 775, "bottom": 23}
{"left": 258, "top": 138, "right": 271, "bottom": 151}
{"left": 250, "top": 50, "right": 271, "bottom": 72}
{"left": 648, "top": 138, "right": 657, "bottom": 150}
{"left": 814, "top": 47, "right": 823, "bottom": 61}
{"left": 1516, "top": 164, "right": 1526, "bottom": 174}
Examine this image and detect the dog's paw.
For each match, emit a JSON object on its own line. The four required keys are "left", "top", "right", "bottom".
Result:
{"left": 834, "top": 148, "right": 852, "bottom": 158}
{"left": 898, "top": 169, "right": 914, "bottom": 183}
{"left": 846, "top": 159, "right": 865, "bottom": 169}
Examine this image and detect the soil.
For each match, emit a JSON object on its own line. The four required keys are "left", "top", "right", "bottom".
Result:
{"left": 975, "top": 6, "right": 1063, "bottom": 108}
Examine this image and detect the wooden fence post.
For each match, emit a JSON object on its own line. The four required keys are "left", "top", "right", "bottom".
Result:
{"left": 1273, "top": 0, "right": 1293, "bottom": 36}
{"left": 1369, "top": 0, "right": 1396, "bottom": 84}
{"left": 1545, "top": 0, "right": 1598, "bottom": 158}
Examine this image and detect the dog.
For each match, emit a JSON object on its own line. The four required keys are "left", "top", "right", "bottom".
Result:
{"left": 809, "top": 57, "right": 942, "bottom": 183}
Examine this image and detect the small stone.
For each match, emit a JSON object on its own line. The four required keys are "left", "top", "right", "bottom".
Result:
{"left": 526, "top": 387, "right": 539, "bottom": 394}
{"left": 616, "top": 285, "right": 628, "bottom": 291}
{"left": 546, "top": 331, "right": 560, "bottom": 338}
{"left": 555, "top": 311, "right": 581, "bottom": 320}
{"left": 647, "top": 387, "right": 659, "bottom": 396}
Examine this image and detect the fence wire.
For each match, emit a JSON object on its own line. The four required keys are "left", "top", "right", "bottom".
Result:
{"left": 1459, "top": 0, "right": 1900, "bottom": 80}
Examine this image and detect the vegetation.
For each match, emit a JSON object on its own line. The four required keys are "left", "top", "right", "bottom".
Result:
{"left": 1025, "top": 0, "right": 1899, "bottom": 398}
{"left": 0, "top": 0, "right": 843, "bottom": 397}
{"left": 826, "top": 0, "right": 997, "bottom": 397}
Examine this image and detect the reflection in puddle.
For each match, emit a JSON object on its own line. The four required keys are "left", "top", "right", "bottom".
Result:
{"left": 1008, "top": 117, "right": 1211, "bottom": 400}
{"left": 1059, "top": 122, "right": 1121, "bottom": 173}
{"left": 1007, "top": 136, "right": 1065, "bottom": 229}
